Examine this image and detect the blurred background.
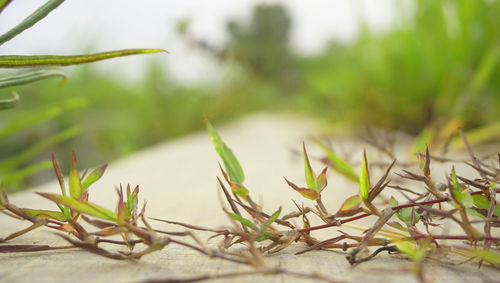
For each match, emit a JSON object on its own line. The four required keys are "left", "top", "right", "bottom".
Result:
{"left": 1, "top": 0, "right": 500, "bottom": 191}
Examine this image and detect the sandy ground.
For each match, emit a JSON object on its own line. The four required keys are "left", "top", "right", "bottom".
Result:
{"left": 0, "top": 113, "right": 498, "bottom": 282}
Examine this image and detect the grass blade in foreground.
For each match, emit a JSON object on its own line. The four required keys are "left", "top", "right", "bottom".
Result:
{"left": 0, "top": 49, "right": 166, "bottom": 68}
{"left": 38, "top": 192, "right": 117, "bottom": 221}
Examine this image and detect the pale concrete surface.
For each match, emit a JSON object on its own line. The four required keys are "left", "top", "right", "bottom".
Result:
{"left": 0, "top": 113, "right": 498, "bottom": 282}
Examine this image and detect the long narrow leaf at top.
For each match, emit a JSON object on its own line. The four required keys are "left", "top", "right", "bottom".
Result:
{"left": 0, "top": 70, "right": 66, "bottom": 89}
{"left": 0, "top": 0, "right": 64, "bottom": 46}
{"left": 206, "top": 119, "right": 245, "bottom": 184}
{"left": 0, "top": 49, "right": 166, "bottom": 68}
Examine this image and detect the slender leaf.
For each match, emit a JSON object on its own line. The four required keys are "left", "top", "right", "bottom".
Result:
{"left": 451, "top": 167, "right": 473, "bottom": 208}
{"left": 359, "top": 149, "right": 370, "bottom": 200}
{"left": 0, "top": 49, "right": 166, "bottom": 68}
{"left": 314, "top": 139, "right": 358, "bottom": 182}
{"left": 1, "top": 160, "right": 52, "bottom": 186}
{"left": 0, "top": 0, "right": 64, "bottom": 46}
{"left": 302, "top": 143, "right": 317, "bottom": 190}
{"left": 0, "top": 106, "right": 62, "bottom": 140}
{"left": 81, "top": 164, "right": 108, "bottom": 192}
{"left": 206, "top": 119, "right": 244, "bottom": 184}
{"left": 230, "top": 182, "right": 249, "bottom": 197}
{"left": 21, "top": 208, "right": 66, "bottom": 222}
{"left": 225, "top": 210, "right": 257, "bottom": 230}
{"left": 38, "top": 192, "right": 117, "bottom": 221}
{"left": 257, "top": 206, "right": 281, "bottom": 240}
{"left": 473, "top": 249, "right": 500, "bottom": 265}
{"left": 0, "top": 70, "right": 66, "bottom": 88}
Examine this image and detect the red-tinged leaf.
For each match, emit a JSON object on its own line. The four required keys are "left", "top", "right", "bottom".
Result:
{"left": 21, "top": 208, "right": 67, "bottom": 222}
{"left": 94, "top": 226, "right": 125, "bottom": 237}
{"left": 68, "top": 151, "right": 82, "bottom": 199}
{"left": 81, "top": 163, "right": 107, "bottom": 192}
{"left": 51, "top": 154, "right": 66, "bottom": 196}
{"left": 338, "top": 195, "right": 362, "bottom": 212}
{"left": 316, "top": 167, "right": 328, "bottom": 192}
{"left": 56, "top": 223, "right": 74, "bottom": 232}
{"left": 38, "top": 192, "right": 117, "bottom": 222}
{"left": 284, "top": 178, "right": 320, "bottom": 200}
{"left": 230, "top": 182, "right": 249, "bottom": 197}
{"left": 359, "top": 149, "right": 370, "bottom": 200}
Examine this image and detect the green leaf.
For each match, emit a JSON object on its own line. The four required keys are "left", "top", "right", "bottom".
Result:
{"left": 359, "top": 150, "right": 370, "bottom": 200}
{"left": 302, "top": 143, "right": 317, "bottom": 191}
{"left": 314, "top": 139, "right": 358, "bottom": 182}
{"left": 395, "top": 240, "right": 429, "bottom": 262}
{"left": 0, "top": 70, "right": 66, "bottom": 88}
{"left": 466, "top": 208, "right": 486, "bottom": 219}
{"left": 0, "top": 92, "right": 18, "bottom": 110}
{"left": 338, "top": 195, "right": 362, "bottom": 212}
{"left": 316, "top": 167, "right": 328, "bottom": 193}
{"left": 0, "top": 49, "right": 166, "bottom": 68}
{"left": 472, "top": 249, "right": 500, "bottom": 265}
{"left": 0, "top": 106, "right": 62, "bottom": 139}
{"left": 230, "top": 182, "right": 249, "bottom": 197}
{"left": 1, "top": 160, "right": 52, "bottom": 185}
{"left": 225, "top": 210, "right": 257, "bottom": 230}
{"left": 126, "top": 185, "right": 139, "bottom": 214}
{"left": 258, "top": 207, "right": 281, "bottom": 240}
{"left": 38, "top": 192, "right": 117, "bottom": 221}
{"left": 68, "top": 151, "right": 82, "bottom": 199}
{"left": 81, "top": 164, "right": 108, "bottom": 192}
{"left": 284, "top": 178, "right": 321, "bottom": 200}
{"left": 451, "top": 167, "right": 473, "bottom": 208}
{"left": 206, "top": 119, "right": 245, "bottom": 184}
{"left": 21, "top": 208, "right": 67, "bottom": 222}
{"left": 390, "top": 197, "right": 420, "bottom": 224}
{"left": 471, "top": 194, "right": 500, "bottom": 217}
{"left": 386, "top": 221, "right": 408, "bottom": 232}
{"left": 0, "top": 0, "right": 64, "bottom": 46}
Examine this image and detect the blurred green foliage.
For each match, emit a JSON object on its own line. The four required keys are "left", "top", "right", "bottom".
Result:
{"left": 4, "top": 0, "right": 500, "bottom": 190}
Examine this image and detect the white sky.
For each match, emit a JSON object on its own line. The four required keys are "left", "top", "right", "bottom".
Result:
{"left": 0, "top": 0, "right": 397, "bottom": 83}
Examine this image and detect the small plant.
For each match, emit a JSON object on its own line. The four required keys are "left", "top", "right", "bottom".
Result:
{"left": 0, "top": 1, "right": 165, "bottom": 189}
{"left": 1, "top": 121, "right": 500, "bottom": 282}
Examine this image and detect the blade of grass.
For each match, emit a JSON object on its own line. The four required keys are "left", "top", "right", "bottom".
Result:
{"left": 0, "top": 49, "right": 166, "bottom": 68}
{"left": 0, "top": 92, "right": 19, "bottom": 109}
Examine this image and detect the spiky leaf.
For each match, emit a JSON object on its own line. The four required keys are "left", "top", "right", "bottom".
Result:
{"left": 38, "top": 193, "right": 117, "bottom": 222}
{"left": 81, "top": 164, "right": 108, "bottom": 192}
{"left": 284, "top": 178, "right": 320, "bottom": 200}
{"left": 68, "top": 151, "right": 82, "bottom": 199}
{"left": 21, "top": 208, "right": 67, "bottom": 222}
{"left": 315, "top": 139, "right": 358, "bottom": 182}
{"left": 359, "top": 150, "right": 370, "bottom": 200}
{"left": 206, "top": 119, "right": 245, "bottom": 184}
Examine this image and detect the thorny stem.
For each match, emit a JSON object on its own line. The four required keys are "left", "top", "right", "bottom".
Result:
{"left": 298, "top": 189, "right": 500, "bottom": 233}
